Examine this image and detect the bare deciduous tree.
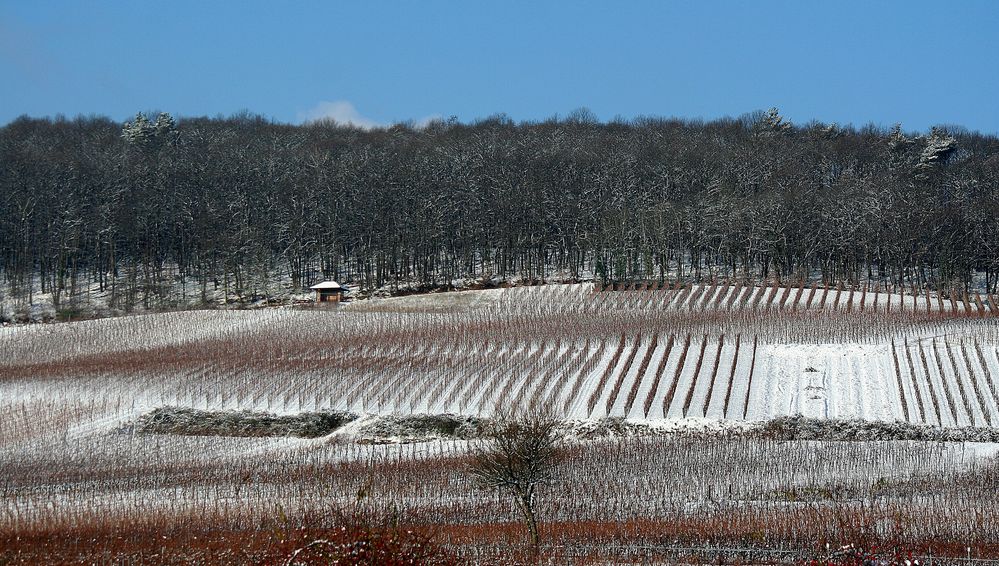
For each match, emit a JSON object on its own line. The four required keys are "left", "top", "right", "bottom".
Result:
{"left": 467, "top": 410, "right": 562, "bottom": 557}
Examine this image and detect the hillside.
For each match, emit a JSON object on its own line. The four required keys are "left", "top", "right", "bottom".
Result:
{"left": 4, "top": 283, "right": 999, "bottom": 426}
{"left": 4, "top": 283, "right": 999, "bottom": 562}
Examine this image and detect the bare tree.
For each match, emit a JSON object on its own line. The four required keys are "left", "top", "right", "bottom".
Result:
{"left": 467, "top": 410, "right": 562, "bottom": 557}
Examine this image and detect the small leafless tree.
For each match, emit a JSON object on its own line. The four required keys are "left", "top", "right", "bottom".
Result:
{"left": 467, "top": 409, "right": 562, "bottom": 557}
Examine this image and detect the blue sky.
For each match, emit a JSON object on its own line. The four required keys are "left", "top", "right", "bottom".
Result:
{"left": 2, "top": 1, "right": 998, "bottom": 133}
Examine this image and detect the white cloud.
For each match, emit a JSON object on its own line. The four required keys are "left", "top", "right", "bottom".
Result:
{"left": 299, "top": 101, "right": 443, "bottom": 130}
{"left": 298, "top": 100, "right": 382, "bottom": 129}
{"left": 413, "top": 114, "right": 444, "bottom": 129}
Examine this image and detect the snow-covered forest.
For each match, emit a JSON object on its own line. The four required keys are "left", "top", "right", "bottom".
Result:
{"left": 2, "top": 109, "right": 998, "bottom": 317}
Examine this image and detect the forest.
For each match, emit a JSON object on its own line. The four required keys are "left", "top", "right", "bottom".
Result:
{"left": 1, "top": 108, "right": 998, "bottom": 313}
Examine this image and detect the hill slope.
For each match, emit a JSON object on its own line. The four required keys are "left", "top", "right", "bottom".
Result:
{"left": 3, "top": 283, "right": 997, "bottom": 430}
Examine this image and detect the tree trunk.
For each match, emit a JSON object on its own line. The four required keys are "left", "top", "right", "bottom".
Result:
{"left": 515, "top": 490, "right": 540, "bottom": 557}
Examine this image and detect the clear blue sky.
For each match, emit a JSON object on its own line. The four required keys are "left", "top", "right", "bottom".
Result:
{"left": 2, "top": 1, "right": 998, "bottom": 133}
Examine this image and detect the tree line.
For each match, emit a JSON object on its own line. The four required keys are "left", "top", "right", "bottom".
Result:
{"left": 1, "top": 108, "right": 998, "bottom": 312}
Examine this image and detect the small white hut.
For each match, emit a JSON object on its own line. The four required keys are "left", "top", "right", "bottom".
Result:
{"left": 309, "top": 281, "right": 346, "bottom": 303}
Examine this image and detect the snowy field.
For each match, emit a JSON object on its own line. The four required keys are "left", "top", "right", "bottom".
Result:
{"left": 3, "top": 282, "right": 999, "bottom": 562}
{"left": 2, "top": 282, "right": 998, "bottom": 427}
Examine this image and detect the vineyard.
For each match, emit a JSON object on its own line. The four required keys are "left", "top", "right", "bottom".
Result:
{"left": 3, "top": 282, "right": 999, "bottom": 425}
{"left": 3, "top": 282, "right": 999, "bottom": 563}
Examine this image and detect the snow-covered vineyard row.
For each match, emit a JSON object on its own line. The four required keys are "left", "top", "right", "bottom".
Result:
{"left": 2, "top": 283, "right": 998, "bottom": 430}
{"left": 5, "top": 333, "right": 998, "bottom": 429}
{"left": 5, "top": 427, "right": 998, "bottom": 561}
{"left": 4, "top": 280, "right": 997, "bottom": 360}
{"left": 599, "top": 279, "right": 999, "bottom": 317}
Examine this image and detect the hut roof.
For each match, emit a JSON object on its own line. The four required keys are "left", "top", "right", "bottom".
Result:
{"left": 309, "top": 281, "right": 344, "bottom": 290}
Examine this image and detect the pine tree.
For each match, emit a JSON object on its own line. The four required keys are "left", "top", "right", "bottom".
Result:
{"left": 915, "top": 127, "right": 957, "bottom": 180}
{"left": 756, "top": 107, "right": 792, "bottom": 136}
{"left": 121, "top": 112, "right": 177, "bottom": 149}
{"left": 121, "top": 113, "right": 155, "bottom": 146}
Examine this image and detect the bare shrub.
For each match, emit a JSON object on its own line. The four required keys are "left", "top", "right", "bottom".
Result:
{"left": 136, "top": 407, "right": 356, "bottom": 438}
